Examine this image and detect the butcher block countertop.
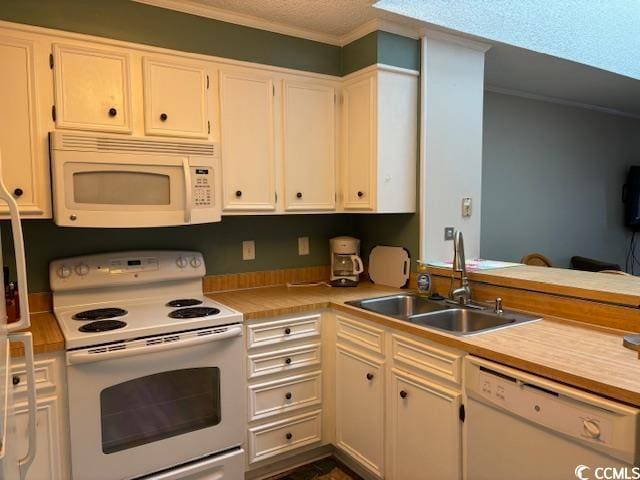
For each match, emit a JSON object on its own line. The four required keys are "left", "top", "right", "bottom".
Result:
{"left": 209, "top": 282, "right": 640, "bottom": 407}
{"left": 10, "top": 312, "right": 65, "bottom": 358}
{"left": 428, "top": 264, "right": 640, "bottom": 307}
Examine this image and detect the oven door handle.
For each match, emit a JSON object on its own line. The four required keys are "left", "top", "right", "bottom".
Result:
{"left": 66, "top": 325, "right": 242, "bottom": 365}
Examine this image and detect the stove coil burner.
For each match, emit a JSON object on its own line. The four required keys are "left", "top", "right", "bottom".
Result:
{"left": 79, "top": 320, "right": 127, "bottom": 333}
{"left": 72, "top": 308, "right": 128, "bottom": 321}
{"left": 166, "top": 298, "right": 203, "bottom": 308}
{"left": 168, "top": 307, "right": 220, "bottom": 319}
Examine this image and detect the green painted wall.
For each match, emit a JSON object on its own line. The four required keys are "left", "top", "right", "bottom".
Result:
{"left": 0, "top": 1, "right": 421, "bottom": 292}
{"left": 0, "top": 0, "right": 342, "bottom": 75}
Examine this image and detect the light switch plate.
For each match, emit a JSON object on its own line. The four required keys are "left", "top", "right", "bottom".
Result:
{"left": 444, "top": 227, "right": 455, "bottom": 241}
{"left": 242, "top": 240, "right": 255, "bottom": 260}
{"left": 298, "top": 237, "right": 310, "bottom": 255}
{"left": 462, "top": 197, "right": 472, "bottom": 217}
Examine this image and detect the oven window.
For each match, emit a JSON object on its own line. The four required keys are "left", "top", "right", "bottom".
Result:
{"left": 73, "top": 171, "right": 171, "bottom": 205}
{"left": 100, "top": 368, "right": 220, "bottom": 454}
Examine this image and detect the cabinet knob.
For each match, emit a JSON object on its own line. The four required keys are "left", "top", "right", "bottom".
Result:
{"left": 400, "top": 390, "right": 408, "bottom": 399}
{"left": 13, "top": 188, "right": 23, "bottom": 197}
{"left": 160, "top": 113, "right": 168, "bottom": 122}
{"left": 296, "top": 192, "right": 302, "bottom": 199}
{"left": 12, "top": 376, "right": 20, "bottom": 386}
{"left": 108, "top": 107, "right": 117, "bottom": 117}
{"left": 357, "top": 191, "right": 364, "bottom": 198}
{"left": 235, "top": 190, "right": 242, "bottom": 198}
{"left": 285, "top": 357, "right": 292, "bottom": 365}
{"left": 285, "top": 432, "right": 293, "bottom": 440}
{"left": 366, "top": 373, "right": 374, "bottom": 381}
{"left": 284, "top": 327, "right": 291, "bottom": 335}
{"left": 285, "top": 392, "right": 292, "bottom": 400}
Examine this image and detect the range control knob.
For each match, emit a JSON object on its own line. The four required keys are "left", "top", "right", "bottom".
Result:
{"left": 75, "top": 263, "right": 90, "bottom": 276}
{"left": 583, "top": 419, "right": 601, "bottom": 439}
{"left": 56, "top": 265, "right": 72, "bottom": 279}
{"left": 176, "top": 257, "right": 188, "bottom": 269}
{"left": 190, "top": 256, "right": 202, "bottom": 268}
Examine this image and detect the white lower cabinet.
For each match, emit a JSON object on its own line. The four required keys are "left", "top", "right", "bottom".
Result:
{"left": 388, "top": 368, "right": 462, "bottom": 480}
{"left": 245, "top": 312, "right": 325, "bottom": 471}
{"left": 335, "top": 345, "right": 384, "bottom": 478}
{"left": 11, "top": 352, "right": 70, "bottom": 480}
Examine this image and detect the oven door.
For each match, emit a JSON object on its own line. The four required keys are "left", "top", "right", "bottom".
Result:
{"left": 66, "top": 325, "right": 244, "bottom": 480}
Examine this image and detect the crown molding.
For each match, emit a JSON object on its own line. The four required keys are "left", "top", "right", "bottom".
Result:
{"left": 132, "top": 0, "right": 420, "bottom": 47}
{"left": 421, "top": 28, "right": 492, "bottom": 53}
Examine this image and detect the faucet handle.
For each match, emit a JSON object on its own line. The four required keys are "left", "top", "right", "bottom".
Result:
{"left": 494, "top": 297, "right": 503, "bottom": 314}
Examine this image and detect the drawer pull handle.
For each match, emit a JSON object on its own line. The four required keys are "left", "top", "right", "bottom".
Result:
{"left": 285, "top": 357, "right": 292, "bottom": 365}
{"left": 285, "top": 392, "right": 292, "bottom": 400}
{"left": 366, "top": 373, "right": 374, "bottom": 381}
{"left": 13, "top": 188, "right": 23, "bottom": 197}
{"left": 160, "top": 113, "right": 168, "bottom": 121}
{"left": 296, "top": 192, "right": 302, "bottom": 199}
{"left": 235, "top": 190, "right": 242, "bottom": 197}
{"left": 12, "top": 376, "right": 20, "bottom": 386}
{"left": 108, "top": 107, "right": 117, "bottom": 117}
{"left": 400, "top": 390, "right": 408, "bottom": 399}
{"left": 285, "top": 432, "right": 293, "bottom": 440}
{"left": 357, "top": 191, "right": 364, "bottom": 198}
{"left": 284, "top": 327, "right": 291, "bottom": 335}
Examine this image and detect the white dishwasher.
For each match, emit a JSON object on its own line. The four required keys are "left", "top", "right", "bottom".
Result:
{"left": 464, "top": 356, "right": 640, "bottom": 480}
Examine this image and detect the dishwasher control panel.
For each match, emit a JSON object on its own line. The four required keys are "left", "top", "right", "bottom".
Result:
{"left": 476, "top": 370, "right": 614, "bottom": 447}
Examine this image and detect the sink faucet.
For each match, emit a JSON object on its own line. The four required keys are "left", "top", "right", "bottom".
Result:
{"left": 449, "top": 230, "right": 472, "bottom": 305}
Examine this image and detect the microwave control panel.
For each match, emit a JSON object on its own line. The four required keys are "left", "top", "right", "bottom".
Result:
{"left": 192, "top": 167, "right": 213, "bottom": 208}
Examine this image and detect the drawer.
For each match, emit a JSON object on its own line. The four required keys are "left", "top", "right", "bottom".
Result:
{"left": 247, "top": 314, "right": 320, "bottom": 349}
{"left": 249, "top": 371, "right": 322, "bottom": 421}
{"left": 248, "top": 410, "right": 322, "bottom": 463}
{"left": 248, "top": 343, "right": 321, "bottom": 379}
{"left": 391, "top": 333, "right": 462, "bottom": 384}
{"left": 336, "top": 315, "right": 384, "bottom": 355}
{"left": 11, "top": 357, "right": 59, "bottom": 399}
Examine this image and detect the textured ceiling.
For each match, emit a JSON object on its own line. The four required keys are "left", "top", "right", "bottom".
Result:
{"left": 187, "top": 0, "right": 380, "bottom": 36}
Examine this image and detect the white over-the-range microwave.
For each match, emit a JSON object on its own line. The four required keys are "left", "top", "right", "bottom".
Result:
{"left": 49, "top": 131, "right": 221, "bottom": 228}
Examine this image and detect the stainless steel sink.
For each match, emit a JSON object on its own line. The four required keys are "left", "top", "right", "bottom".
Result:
{"left": 347, "top": 294, "right": 449, "bottom": 319}
{"left": 346, "top": 294, "right": 540, "bottom": 336}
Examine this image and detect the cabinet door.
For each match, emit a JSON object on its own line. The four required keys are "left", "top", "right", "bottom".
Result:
{"left": 14, "top": 395, "right": 64, "bottom": 480}
{"left": 0, "top": 35, "right": 49, "bottom": 217}
{"left": 219, "top": 70, "right": 276, "bottom": 211}
{"left": 342, "top": 75, "right": 375, "bottom": 210}
{"left": 143, "top": 58, "right": 208, "bottom": 138}
{"left": 53, "top": 44, "right": 131, "bottom": 133}
{"left": 282, "top": 81, "right": 335, "bottom": 211}
{"left": 335, "top": 346, "right": 384, "bottom": 478}
{"left": 389, "top": 369, "right": 462, "bottom": 480}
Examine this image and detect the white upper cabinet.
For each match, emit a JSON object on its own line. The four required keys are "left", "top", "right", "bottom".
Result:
{"left": 342, "top": 76, "right": 375, "bottom": 210}
{"left": 0, "top": 33, "right": 51, "bottom": 218}
{"left": 282, "top": 80, "right": 335, "bottom": 211}
{"left": 341, "top": 66, "right": 418, "bottom": 213}
{"left": 219, "top": 70, "right": 276, "bottom": 211}
{"left": 143, "top": 57, "right": 209, "bottom": 138}
{"left": 52, "top": 43, "right": 132, "bottom": 133}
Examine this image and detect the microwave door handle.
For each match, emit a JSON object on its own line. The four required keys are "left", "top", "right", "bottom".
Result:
{"left": 10, "top": 333, "right": 37, "bottom": 479}
{"left": 182, "top": 159, "right": 192, "bottom": 224}
{"left": 0, "top": 149, "right": 30, "bottom": 332}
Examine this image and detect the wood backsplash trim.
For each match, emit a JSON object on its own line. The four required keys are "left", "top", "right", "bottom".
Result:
{"left": 28, "top": 265, "right": 332, "bottom": 312}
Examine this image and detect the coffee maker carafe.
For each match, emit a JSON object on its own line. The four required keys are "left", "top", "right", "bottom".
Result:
{"left": 330, "top": 236, "right": 364, "bottom": 287}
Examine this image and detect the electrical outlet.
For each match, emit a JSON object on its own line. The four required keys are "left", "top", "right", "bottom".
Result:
{"left": 444, "top": 227, "right": 455, "bottom": 241}
{"left": 298, "top": 236, "right": 310, "bottom": 255}
{"left": 242, "top": 240, "right": 255, "bottom": 260}
{"left": 462, "top": 197, "right": 472, "bottom": 217}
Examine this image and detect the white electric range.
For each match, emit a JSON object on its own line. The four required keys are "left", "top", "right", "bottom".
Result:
{"left": 50, "top": 250, "right": 245, "bottom": 480}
